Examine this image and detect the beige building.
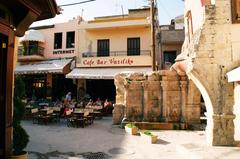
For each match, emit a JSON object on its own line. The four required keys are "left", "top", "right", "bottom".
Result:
{"left": 67, "top": 8, "right": 155, "bottom": 102}
{"left": 172, "top": 0, "right": 240, "bottom": 146}
{"left": 15, "top": 18, "right": 81, "bottom": 100}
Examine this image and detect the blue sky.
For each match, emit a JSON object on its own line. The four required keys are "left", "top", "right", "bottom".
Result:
{"left": 31, "top": 0, "right": 184, "bottom": 27}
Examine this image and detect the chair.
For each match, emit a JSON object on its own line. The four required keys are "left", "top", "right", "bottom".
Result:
{"left": 84, "top": 111, "right": 94, "bottom": 125}
{"left": 37, "top": 109, "right": 53, "bottom": 125}
{"left": 52, "top": 107, "right": 61, "bottom": 122}
{"left": 31, "top": 108, "right": 40, "bottom": 124}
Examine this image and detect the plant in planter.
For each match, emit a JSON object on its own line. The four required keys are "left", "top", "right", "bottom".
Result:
{"left": 12, "top": 77, "right": 29, "bottom": 159}
{"left": 125, "top": 123, "right": 138, "bottom": 135}
{"left": 140, "top": 130, "right": 158, "bottom": 144}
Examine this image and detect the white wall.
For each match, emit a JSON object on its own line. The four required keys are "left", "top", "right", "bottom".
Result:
{"left": 39, "top": 18, "right": 80, "bottom": 59}
{"left": 184, "top": 0, "right": 205, "bottom": 37}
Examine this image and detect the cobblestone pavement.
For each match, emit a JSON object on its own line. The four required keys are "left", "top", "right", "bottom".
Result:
{"left": 23, "top": 117, "right": 240, "bottom": 159}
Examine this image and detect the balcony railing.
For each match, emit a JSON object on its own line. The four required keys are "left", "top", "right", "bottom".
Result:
{"left": 82, "top": 50, "right": 151, "bottom": 58}
{"left": 18, "top": 45, "right": 44, "bottom": 56}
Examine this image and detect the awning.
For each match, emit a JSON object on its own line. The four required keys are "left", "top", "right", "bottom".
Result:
{"left": 226, "top": 67, "right": 240, "bottom": 82}
{"left": 66, "top": 67, "right": 152, "bottom": 79}
{"left": 19, "top": 29, "right": 45, "bottom": 43}
{"left": 15, "top": 59, "right": 73, "bottom": 74}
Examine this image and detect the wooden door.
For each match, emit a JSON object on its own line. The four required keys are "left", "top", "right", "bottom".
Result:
{"left": 0, "top": 23, "right": 14, "bottom": 159}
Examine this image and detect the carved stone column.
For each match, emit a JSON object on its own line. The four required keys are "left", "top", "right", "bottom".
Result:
{"left": 186, "top": 80, "right": 201, "bottom": 123}
{"left": 160, "top": 70, "right": 181, "bottom": 122}
{"left": 124, "top": 73, "right": 145, "bottom": 122}
{"left": 114, "top": 73, "right": 127, "bottom": 104}
{"left": 212, "top": 114, "right": 235, "bottom": 146}
{"left": 142, "top": 72, "right": 161, "bottom": 122}
{"left": 180, "top": 80, "right": 188, "bottom": 122}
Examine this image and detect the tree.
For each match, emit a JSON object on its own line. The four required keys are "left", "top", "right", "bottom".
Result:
{"left": 12, "top": 76, "right": 29, "bottom": 155}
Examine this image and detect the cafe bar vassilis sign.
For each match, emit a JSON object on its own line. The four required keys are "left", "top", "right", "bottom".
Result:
{"left": 81, "top": 56, "right": 152, "bottom": 67}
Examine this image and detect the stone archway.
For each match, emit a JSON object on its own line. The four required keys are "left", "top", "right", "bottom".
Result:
{"left": 187, "top": 68, "right": 235, "bottom": 146}
{"left": 187, "top": 71, "right": 214, "bottom": 145}
{"left": 172, "top": 58, "right": 236, "bottom": 146}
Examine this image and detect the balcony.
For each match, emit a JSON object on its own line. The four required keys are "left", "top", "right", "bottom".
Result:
{"left": 77, "top": 50, "right": 152, "bottom": 67}
{"left": 82, "top": 50, "right": 151, "bottom": 58}
{"left": 18, "top": 45, "right": 45, "bottom": 61}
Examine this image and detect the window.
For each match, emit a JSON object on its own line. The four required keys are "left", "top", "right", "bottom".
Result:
{"left": 66, "top": 31, "right": 75, "bottom": 48}
{"left": 232, "top": 0, "right": 240, "bottom": 23}
{"left": 186, "top": 10, "right": 193, "bottom": 42}
{"left": 0, "top": 8, "right": 6, "bottom": 19}
{"left": 127, "top": 37, "right": 140, "bottom": 56}
{"left": 97, "top": 39, "right": 109, "bottom": 57}
{"left": 163, "top": 51, "right": 177, "bottom": 65}
{"left": 54, "top": 32, "right": 62, "bottom": 49}
{"left": 28, "top": 41, "right": 39, "bottom": 55}
{"left": 33, "top": 79, "right": 45, "bottom": 88}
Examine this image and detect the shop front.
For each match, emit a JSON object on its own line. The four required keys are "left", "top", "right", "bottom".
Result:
{"left": 15, "top": 58, "right": 76, "bottom": 101}
{"left": 66, "top": 67, "right": 151, "bottom": 103}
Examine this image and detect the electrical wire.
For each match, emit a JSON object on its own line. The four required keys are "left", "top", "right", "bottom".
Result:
{"left": 157, "top": 0, "right": 173, "bottom": 19}
{"left": 59, "top": 0, "right": 96, "bottom": 7}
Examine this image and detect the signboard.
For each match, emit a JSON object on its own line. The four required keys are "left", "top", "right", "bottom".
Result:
{"left": 53, "top": 49, "right": 74, "bottom": 55}
{"left": 77, "top": 56, "right": 152, "bottom": 67}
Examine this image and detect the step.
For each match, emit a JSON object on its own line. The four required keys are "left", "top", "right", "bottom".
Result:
{"left": 133, "top": 122, "right": 186, "bottom": 130}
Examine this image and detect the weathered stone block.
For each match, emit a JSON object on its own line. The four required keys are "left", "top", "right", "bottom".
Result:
{"left": 112, "top": 104, "right": 125, "bottom": 125}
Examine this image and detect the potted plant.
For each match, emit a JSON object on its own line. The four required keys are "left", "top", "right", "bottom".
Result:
{"left": 12, "top": 77, "right": 29, "bottom": 159}
{"left": 125, "top": 123, "right": 138, "bottom": 135}
{"left": 140, "top": 130, "right": 158, "bottom": 144}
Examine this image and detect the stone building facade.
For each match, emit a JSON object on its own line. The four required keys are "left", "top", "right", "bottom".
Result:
{"left": 172, "top": 0, "right": 240, "bottom": 146}
{"left": 113, "top": 70, "right": 201, "bottom": 126}
{"left": 158, "top": 16, "right": 185, "bottom": 69}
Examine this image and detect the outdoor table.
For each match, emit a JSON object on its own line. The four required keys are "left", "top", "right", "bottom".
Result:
{"left": 73, "top": 111, "right": 84, "bottom": 117}
{"left": 40, "top": 108, "right": 49, "bottom": 113}
{"left": 93, "top": 111, "right": 102, "bottom": 119}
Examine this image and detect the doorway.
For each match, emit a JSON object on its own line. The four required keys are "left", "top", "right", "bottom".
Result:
{"left": 0, "top": 33, "right": 8, "bottom": 156}
{"left": 86, "top": 79, "right": 116, "bottom": 102}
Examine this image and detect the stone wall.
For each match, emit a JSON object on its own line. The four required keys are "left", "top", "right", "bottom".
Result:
{"left": 113, "top": 70, "right": 201, "bottom": 124}
{"left": 175, "top": 0, "right": 237, "bottom": 146}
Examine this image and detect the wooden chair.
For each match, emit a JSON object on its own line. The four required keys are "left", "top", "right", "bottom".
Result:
{"left": 84, "top": 111, "right": 94, "bottom": 125}
{"left": 31, "top": 108, "right": 40, "bottom": 124}
{"left": 37, "top": 109, "right": 53, "bottom": 125}
{"left": 52, "top": 107, "right": 61, "bottom": 122}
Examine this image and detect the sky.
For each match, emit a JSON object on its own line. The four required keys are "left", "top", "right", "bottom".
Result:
{"left": 31, "top": 0, "right": 184, "bottom": 27}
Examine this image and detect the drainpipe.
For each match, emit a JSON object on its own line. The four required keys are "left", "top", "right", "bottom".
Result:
{"left": 141, "top": 83, "right": 145, "bottom": 121}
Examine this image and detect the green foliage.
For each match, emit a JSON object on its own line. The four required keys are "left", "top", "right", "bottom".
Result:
{"left": 143, "top": 130, "right": 154, "bottom": 136}
{"left": 125, "top": 123, "right": 137, "bottom": 128}
{"left": 13, "top": 97, "right": 25, "bottom": 126}
{"left": 12, "top": 125, "right": 29, "bottom": 155}
{"left": 13, "top": 76, "right": 29, "bottom": 155}
{"left": 14, "top": 76, "right": 25, "bottom": 98}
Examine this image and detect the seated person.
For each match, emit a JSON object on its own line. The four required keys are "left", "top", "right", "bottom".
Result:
{"left": 86, "top": 99, "right": 93, "bottom": 107}
{"left": 103, "top": 99, "right": 113, "bottom": 114}
{"left": 96, "top": 98, "right": 102, "bottom": 106}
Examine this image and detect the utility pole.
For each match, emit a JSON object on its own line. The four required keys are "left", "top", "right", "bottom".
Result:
{"left": 150, "top": 0, "right": 156, "bottom": 71}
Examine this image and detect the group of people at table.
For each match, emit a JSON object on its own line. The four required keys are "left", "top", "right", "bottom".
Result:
{"left": 62, "top": 92, "right": 114, "bottom": 117}
{"left": 26, "top": 92, "right": 114, "bottom": 126}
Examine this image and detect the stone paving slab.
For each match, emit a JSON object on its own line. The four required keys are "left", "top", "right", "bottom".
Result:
{"left": 22, "top": 117, "right": 240, "bottom": 159}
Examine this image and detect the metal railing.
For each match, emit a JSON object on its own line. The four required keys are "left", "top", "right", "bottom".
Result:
{"left": 82, "top": 50, "right": 151, "bottom": 58}
{"left": 18, "top": 45, "right": 44, "bottom": 56}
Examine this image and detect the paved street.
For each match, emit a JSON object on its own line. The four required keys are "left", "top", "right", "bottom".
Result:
{"left": 22, "top": 117, "right": 240, "bottom": 159}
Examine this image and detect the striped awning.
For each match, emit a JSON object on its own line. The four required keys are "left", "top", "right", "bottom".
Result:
{"left": 15, "top": 58, "right": 73, "bottom": 74}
